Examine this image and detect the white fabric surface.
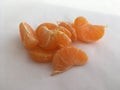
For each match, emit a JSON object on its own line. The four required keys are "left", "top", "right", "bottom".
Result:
{"left": 2, "top": 0, "right": 120, "bottom": 15}
{"left": 0, "top": 2, "right": 120, "bottom": 90}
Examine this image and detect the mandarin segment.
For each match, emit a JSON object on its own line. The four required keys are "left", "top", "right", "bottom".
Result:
{"left": 74, "top": 16, "right": 88, "bottom": 26}
{"left": 74, "top": 16, "right": 105, "bottom": 42}
{"left": 86, "top": 25, "right": 105, "bottom": 42}
{"left": 58, "top": 22, "right": 77, "bottom": 41}
{"left": 36, "top": 25, "right": 72, "bottom": 50}
{"left": 54, "top": 30, "right": 72, "bottom": 48}
{"left": 28, "top": 47, "right": 56, "bottom": 63}
{"left": 55, "top": 26, "right": 72, "bottom": 38}
{"left": 19, "top": 22, "right": 39, "bottom": 49}
{"left": 51, "top": 46, "right": 88, "bottom": 75}
{"left": 36, "top": 26, "right": 58, "bottom": 50}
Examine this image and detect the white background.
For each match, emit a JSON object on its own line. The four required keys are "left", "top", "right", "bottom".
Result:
{"left": 1, "top": 0, "right": 120, "bottom": 16}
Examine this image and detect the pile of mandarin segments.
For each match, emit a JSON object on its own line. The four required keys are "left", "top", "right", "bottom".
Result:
{"left": 19, "top": 16, "right": 105, "bottom": 76}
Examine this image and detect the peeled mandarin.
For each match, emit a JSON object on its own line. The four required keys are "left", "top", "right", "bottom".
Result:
{"left": 53, "top": 30, "right": 72, "bottom": 48}
{"left": 36, "top": 26, "right": 58, "bottom": 50}
{"left": 28, "top": 47, "right": 56, "bottom": 63}
{"left": 19, "top": 22, "right": 39, "bottom": 49}
{"left": 55, "top": 26, "right": 72, "bottom": 38}
{"left": 74, "top": 16, "right": 105, "bottom": 42}
{"left": 51, "top": 46, "right": 88, "bottom": 75}
{"left": 74, "top": 16, "right": 88, "bottom": 26}
{"left": 58, "top": 22, "right": 77, "bottom": 41}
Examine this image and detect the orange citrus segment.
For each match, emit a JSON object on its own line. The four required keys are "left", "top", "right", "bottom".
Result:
{"left": 36, "top": 25, "right": 72, "bottom": 50}
{"left": 74, "top": 16, "right": 88, "bottom": 26}
{"left": 19, "top": 22, "right": 39, "bottom": 49}
{"left": 74, "top": 16, "right": 105, "bottom": 42}
{"left": 51, "top": 46, "right": 88, "bottom": 75}
{"left": 36, "top": 26, "right": 58, "bottom": 50}
{"left": 28, "top": 47, "right": 56, "bottom": 63}
{"left": 55, "top": 26, "right": 72, "bottom": 38}
{"left": 54, "top": 30, "right": 72, "bottom": 48}
{"left": 85, "top": 25, "right": 105, "bottom": 42}
{"left": 58, "top": 22, "right": 77, "bottom": 41}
